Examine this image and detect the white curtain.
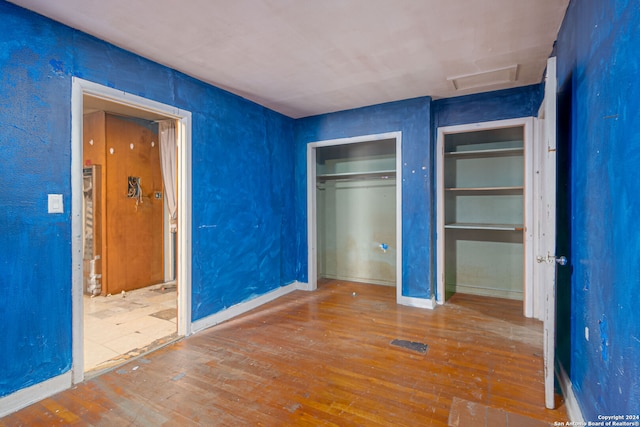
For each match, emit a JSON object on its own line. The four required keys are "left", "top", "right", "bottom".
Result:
{"left": 159, "top": 120, "right": 177, "bottom": 232}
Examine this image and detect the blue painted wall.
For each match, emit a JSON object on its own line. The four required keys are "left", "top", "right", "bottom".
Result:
{"left": 0, "top": 1, "right": 74, "bottom": 398}
{"left": 555, "top": 0, "right": 640, "bottom": 417}
{"left": 294, "top": 98, "right": 433, "bottom": 298}
{"left": 0, "top": 1, "right": 296, "bottom": 397}
{"left": 433, "top": 85, "right": 544, "bottom": 128}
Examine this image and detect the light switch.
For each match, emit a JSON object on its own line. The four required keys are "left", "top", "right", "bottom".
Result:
{"left": 48, "top": 194, "right": 64, "bottom": 214}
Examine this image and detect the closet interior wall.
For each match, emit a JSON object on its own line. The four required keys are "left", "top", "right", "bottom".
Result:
{"left": 316, "top": 139, "right": 397, "bottom": 287}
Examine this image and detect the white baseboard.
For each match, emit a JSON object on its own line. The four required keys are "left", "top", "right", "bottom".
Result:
{"left": 319, "top": 274, "right": 395, "bottom": 287}
{"left": 295, "top": 281, "right": 312, "bottom": 291}
{"left": 398, "top": 295, "right": 437, "bottom": 309}
{"left": 297, "top": 281, "right": 437, "bottom": 310}
{"left": 446, "top": 283, "right": 523, "bottom": 301}
{"left": 0, "top": 371, "right": 72, "bottom": 417}
{"left": 557, "top": 362, "right": 584, "bottom": 422}
{"left": 191, "top": 282, "right": 298, "bottom": 333}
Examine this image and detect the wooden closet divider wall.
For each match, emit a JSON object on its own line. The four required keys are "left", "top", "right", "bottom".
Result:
{"left": 83, "top": 112, "right": 164, "bottom": 295}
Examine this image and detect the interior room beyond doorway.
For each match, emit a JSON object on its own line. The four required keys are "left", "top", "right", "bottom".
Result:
{"left": 82, "top": 95, "right": 179, "bottom": 373}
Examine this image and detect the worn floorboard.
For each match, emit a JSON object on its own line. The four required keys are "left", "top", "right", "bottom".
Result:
{"left": 1, "top": 280, "right": 567, "bottom": 426}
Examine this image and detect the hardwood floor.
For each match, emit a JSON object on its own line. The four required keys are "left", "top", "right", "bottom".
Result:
{"left": 1, "top": 280, "right": 567, "bottom": 426}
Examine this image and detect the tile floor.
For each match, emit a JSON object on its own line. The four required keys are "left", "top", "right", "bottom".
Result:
{"left": 83, "top": 282, "right": 178, "bottom": 373}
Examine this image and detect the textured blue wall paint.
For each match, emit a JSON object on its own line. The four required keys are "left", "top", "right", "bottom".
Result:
{"left": 555, "top": 0, "right": 640, "bottom": 417}
{"left": 192, "top": 108, "right": 296, "bottom": 315}
{"left": 433, "top": 84, "right": 544, "bottom": 128}
{"left": 0, "top": 2, "right": 74, "bottom": 397}
{"left": 294, "top": 98, "right": 433, "bottom": 298}
{"left": 0, "top": 1, "right": 296, "bottom": 397}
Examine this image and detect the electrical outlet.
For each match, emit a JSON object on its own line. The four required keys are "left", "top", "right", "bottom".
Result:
{"left": 127, "top": 176, "right": 141, "bottom": 198}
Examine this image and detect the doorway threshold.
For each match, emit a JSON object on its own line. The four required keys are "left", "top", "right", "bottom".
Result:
{"left": 84, "top": 333, "right": 182, "bottom": 380}
{"left": 84, "top": 282, "right": 179, "bottom": 373}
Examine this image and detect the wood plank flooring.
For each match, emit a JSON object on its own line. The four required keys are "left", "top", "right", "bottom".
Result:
{"left": 1, "top": 280, "right": 567, "bottom": 426}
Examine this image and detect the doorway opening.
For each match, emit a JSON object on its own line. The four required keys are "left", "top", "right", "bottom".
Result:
{"left": 82, "top": 100, "right": 177, "bottom": 373}
{"left": 71, "top": 78, "right": 192, "bottom": 383}
{"left": 307, "top": 132, "right": 403, "bottom": 303}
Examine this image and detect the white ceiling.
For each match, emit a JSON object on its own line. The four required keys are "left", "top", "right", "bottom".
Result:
{"left": 10, "top": 0, "right": 569, "bottom": 118}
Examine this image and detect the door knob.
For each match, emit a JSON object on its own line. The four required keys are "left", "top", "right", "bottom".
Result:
{"left": 536, "top": 254, "right": 568, "bottom": 265}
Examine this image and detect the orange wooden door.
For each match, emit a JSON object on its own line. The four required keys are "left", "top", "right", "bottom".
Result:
{"left": 104, "top": 114, "right": 164, "bottom": 294}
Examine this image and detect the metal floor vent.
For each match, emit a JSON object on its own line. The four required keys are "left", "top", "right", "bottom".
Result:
{"left": 390, "top": 339, "right": 428, "bottom": 354}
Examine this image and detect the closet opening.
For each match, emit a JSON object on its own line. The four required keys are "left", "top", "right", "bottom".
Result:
{"left": 436, "top": 118, "right": 534, "bottom": 314}
{"left": 307, "top": 132, "right": 402, "bottom": 302}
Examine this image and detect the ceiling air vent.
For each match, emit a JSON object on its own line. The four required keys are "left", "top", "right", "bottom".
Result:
{"left": 448, "top": 64, "right": 519, "bottom": 91}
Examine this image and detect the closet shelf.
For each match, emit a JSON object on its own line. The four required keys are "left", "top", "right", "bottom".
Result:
{"left": 444, "top": 147, "right": 523, "bottom": 158}
{"left": 444, "top": 186, "right": 523, "bottom": 194}
{"left": 444, "top": 223, "right": 524, "bottom": 231}
{"left": 316, "top": 170, "right": 396, "bottom": 182}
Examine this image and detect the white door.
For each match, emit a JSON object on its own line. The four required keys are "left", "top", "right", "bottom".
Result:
{"left": 536, "top": 57, "right": 561, "bottom": 409}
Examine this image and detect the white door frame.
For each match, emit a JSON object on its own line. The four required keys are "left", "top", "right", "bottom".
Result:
{"left": 306, "top": 132, "right": 403, "bottom": 304}
{"left": 435, "top": 117, "right": 534, "bottom": 313}
{"left": 70, "top": 78, "right": 193, "bottom": 384}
